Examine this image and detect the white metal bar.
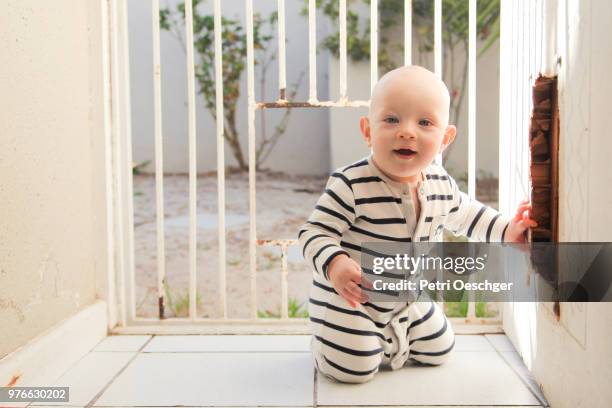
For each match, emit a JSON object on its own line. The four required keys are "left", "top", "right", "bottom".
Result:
{"left": 125, "top": 318, "right": 309, "bottom": 324}
{"left": 256, "top": 240, "right": 295, "bottom": 320}
{"left": 434, "top": 0, "right": 442, "bottom": 79}
{"left": 543, "top": 0, "right": 557, "bottom": 76}
{"left": 498, "top": 0, "right": 507, "bottom": 213}
{"left": 122, "top": 316, "right": 502, "bottom": 325}
{"left": 467, "top": 0, "right": 476, "bottom": 200}
{"left": 519, "top": 0, "right": 526, "bottom": 200}
{"left": 404, "top": 0, "right": 412, "bottom": 66}
{"left": 542, "top": 0, "right": 558, "bottom": 76}
{"left": 466, "top": 298, "right": 477, "bottom": 322}
{"left": 370, "top": 0, "right": 378, "bottom": 92}
{"left": 507, "top": 1, "right": 518, "bottom": 207}
{"left": 465, "top": 0, "right": 477, "bottom": 321}
{"left": 257, "top": 99, "right": 370, "bottom": 108}
{"left": 118, "top": 0, "right": 136, "bottom": 322}
{"left": 280, "top": 244, "right": 289, "bottom": 319}
{"left": 436, "top": 269, "right": 444, "bottom": 303}
{"left": 111, "top": 320, "right": 502, "bottom": 335}
{"left": 536, "top": 0, "right": 543, "bottom": 76}
{"left": 151, "top": 0, "right": 167, "bottom": 319}
{"left": 214, "top": 0, "right": 227, "bottom": 319}
{"left": 339, "top": 0, "right": 347, "bottom": 100}
{"left": 277, "top": 0, "right": 287, "bottom": 99}
{"left": 110, "top": 0, "right": 127, "bottom": 327}
{"left": 538, "top": 0, "right": 543, "bottom": 75}
{"left": 528, "top": 1, "right": 533, "bottom": 80}
{"left": 432, "top": 0, "right": 443, "bottom": 166}
{"left": 184, "top": 0, "right": 198, "bottom": 320}
{"left": 510, "top": 0, "right": 517, "bottom": 205}
{"left": 101, "top": 0, "right": 118, "bottom": 329}
{"left": 465, "top": 255, "right": 477, "bottom": 321}
{"left": 526, "top": 0, "right": 532, "bottom": 199}
{"left": 246, "top": 0, "right": 258, "bottom": 319}
{"left": 508, "top": 0, "right": 517, "bottom": 211}
{"left": 308, "top": 0, "right": 317, "bottom": 103}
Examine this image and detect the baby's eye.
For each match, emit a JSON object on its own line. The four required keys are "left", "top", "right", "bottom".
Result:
{"left": 384, "top": 116, "right": 399, "bottom": 124}
{"left": 419, "top": 119, "right": 433, "bottom": 126}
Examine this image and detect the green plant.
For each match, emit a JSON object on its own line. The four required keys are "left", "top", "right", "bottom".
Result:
{"left": 197, "top": 242, "right": 211, "bottom": 251}
{"left": 303, "top": 0, "right": 500, "bottom": 163}
{"left": 257, "top": 297, "right": 309, "bottom": 318}
{"left": 160, "top": 0, "right": 303, "bottom": 172}
{"left": 444, "top": 300, "right": 497, "bottom": 318}
{"left": 164, "top": 280, "right": 202, "bottom": 316}
{"left": 132, "top": 160, "right": 151, "bottom": 175}
{"left": 440, "top": 282, "right": 498, "bottom": 318}
{"left": 288, "top": 297, "right": 309, "bottom": 318}
{"left": 228, "top": 259, "right": 242, "bottom": 267}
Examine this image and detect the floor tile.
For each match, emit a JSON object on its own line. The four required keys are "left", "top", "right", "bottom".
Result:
{"left": 28, "top": 352, "right": 135, "bottom": 407}
{"left": 500, "top": 351, "right": 548, "bottom": 406}
{"left": 317, "top": 351, "right": 541, "bottom": 406}
{"left": 143, "top": 334, "right": 311, "bottom": 353}
{"left": 454, "top": 335, "right": 495, "bottom": 352}
{"left": 94, "top": 352, "right": 313, "bottom": 406}
{"left": 92, "top": 335, "right": 151, "bottom": 352}
{"left": 485, "top": 334, "right": 517, "bottom": 352}
{"left": 0, "top": 401, "right": 29, "bottom": 407}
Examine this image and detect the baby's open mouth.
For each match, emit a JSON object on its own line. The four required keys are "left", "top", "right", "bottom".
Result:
{"left": 393, "top": 148, "right": 417, "bottom": 157}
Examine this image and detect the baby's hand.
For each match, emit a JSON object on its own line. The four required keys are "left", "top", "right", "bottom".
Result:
{"left": 504, "top": 199, "right": 538, "bottom": 243}
{"left": 327, "top": 254, "right": 373, "bottom": 308}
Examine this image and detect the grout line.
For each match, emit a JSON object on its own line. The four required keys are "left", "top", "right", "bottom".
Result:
{"left": 312, "top": 363, "right": 318, "bottom": 408}
{"left": 91, "top": 403, "right": 315, "bottom": 407}
{"left": 89, "top": 405, "right": 313, "bottom": 407}
{"left": 82, "top": 335, "right": 155, "bottom": 408}
{"left": 485, "top": 335, "right": 550, "bottom": 407}
{"left": 137, "top": 350, "right": 311, "bottom": 354}
{"left": 24, "top": 335, "right": 146, "bottom": 408}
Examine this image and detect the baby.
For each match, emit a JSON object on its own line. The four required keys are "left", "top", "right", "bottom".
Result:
{"left": 297, "top": 65, "right": 537, "bottom": 384}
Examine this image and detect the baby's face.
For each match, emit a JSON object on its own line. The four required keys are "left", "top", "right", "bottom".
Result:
{"left": 360, "top": 66, "right": 456, "bottom": 183}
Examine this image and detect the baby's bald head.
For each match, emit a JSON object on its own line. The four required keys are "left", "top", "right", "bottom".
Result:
{"left": 369, "top": 65, "right": 452, "bottom": 127}
{"left": 359, "top": 65, "right": 457, "bottom": 183}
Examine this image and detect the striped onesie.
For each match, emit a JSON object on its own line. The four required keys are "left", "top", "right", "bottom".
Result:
{"left": 298, "top": 154, "right": 511, "bottom": 383}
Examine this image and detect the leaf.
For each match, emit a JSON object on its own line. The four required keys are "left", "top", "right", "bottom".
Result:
{"left": 478, "top": 14, "right": 500, "bottom": 58}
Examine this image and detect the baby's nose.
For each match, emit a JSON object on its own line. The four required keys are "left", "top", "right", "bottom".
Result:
{"left": 397, "top": 122, "right": 417, "bottom": 138}
{"left": 398, "top": 127, "right": 417, "bottom": 138}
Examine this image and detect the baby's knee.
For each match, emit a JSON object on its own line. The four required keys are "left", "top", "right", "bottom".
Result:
{"left": 312, "top": 339, "right": 382, "bottom": 384}
{"left": 410, "top": 333, "right": 456, "bottom": 366}
{"left": 314, "top": 353, "right": 380, "bottom": 384}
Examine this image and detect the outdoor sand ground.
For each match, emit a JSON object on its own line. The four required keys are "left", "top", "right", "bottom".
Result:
{"left": 133, "top": 171, "right": 325, "bottom": 319}
{"left": 132, "top": 171, "right": 499, "bottom": 319}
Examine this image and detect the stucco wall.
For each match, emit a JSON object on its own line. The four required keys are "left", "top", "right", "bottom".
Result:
{"left": 0, "top": 0, "right": 108, "bottom": 359}
{"left": 503, "top": 1, "right": 612, "bottom": 407}
{"left": 535, "top": 0, "right": 612, "bottom": 406}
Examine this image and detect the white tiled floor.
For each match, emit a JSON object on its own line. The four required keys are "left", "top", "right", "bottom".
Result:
{"left": 25, "top": 334, "right": 548, "bottom": 407}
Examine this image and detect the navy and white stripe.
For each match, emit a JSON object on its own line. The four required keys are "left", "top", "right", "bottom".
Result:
{"left": 298, "top": 154, "right": 511, "bottom": 383}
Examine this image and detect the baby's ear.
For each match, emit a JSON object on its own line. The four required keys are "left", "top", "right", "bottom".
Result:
{"left": 359, "top": 116, "right": 371, "bottom": 147}
{"left": 440, "top": 125, "right": 456, "bottom": 153}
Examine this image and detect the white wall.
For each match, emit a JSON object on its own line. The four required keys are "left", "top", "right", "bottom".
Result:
{"left": 127, "top": 0, "right": 331, "bottom": 175}
{"left": 502, "top": 1, "right": 612, "bottom": 407}
{"left": 0, "top": 0, "right": 108, "bottom": 359}
{"left": 128, "top": 1, "right": 502, "bottom": 178}
{"left": 329, "top": 40, "right": 502, "bottom": 179}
